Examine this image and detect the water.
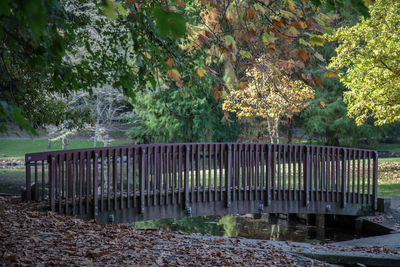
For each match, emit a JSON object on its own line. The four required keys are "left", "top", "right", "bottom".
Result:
{"left": 132, "top": 214, "right": 367, "bottom": 243}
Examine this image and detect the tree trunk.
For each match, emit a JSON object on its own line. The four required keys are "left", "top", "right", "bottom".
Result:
{"left": 47, "top": 139, "right": 51, "bottom": 149}
{"left": 61, "top": 137, "right": 67, "bottom": 150}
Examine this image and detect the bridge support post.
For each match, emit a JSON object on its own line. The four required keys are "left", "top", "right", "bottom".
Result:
{"left": 184, "top": 145, "right": 191, "bottom": 214}
{"left": 226, "top": 144, "right": 232, "bottom": 208}
{"left": 303, "top": 146, "right": 310, "bottom": 207}
{"left": 341, "top": 148, "right": 347, "bottom": 208}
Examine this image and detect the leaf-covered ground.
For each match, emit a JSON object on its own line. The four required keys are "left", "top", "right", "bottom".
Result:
{"left": 0, "top": 197, "right": 330, "bottom": 266}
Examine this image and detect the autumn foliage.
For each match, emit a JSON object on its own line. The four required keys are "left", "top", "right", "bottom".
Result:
{"left": 223, "top": 58, "right": 314, "bottom": 143}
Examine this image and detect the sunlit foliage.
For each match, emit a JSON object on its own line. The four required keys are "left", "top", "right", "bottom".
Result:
{"left": 223, "top": 58, "right": 314, "bottom": 143}
{"left": 328, "top": 0, "right": 400, "bottom": 125}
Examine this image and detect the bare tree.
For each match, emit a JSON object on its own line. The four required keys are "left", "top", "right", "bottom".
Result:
{"left": 84, "top": 85, "right": 130, "bottom": 147}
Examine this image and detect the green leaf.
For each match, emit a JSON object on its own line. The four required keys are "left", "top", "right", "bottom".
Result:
{"left": 323, "top": 27, "right": 333, "bottom": 34}
{"left": 11, "top": 108, "right": 37, "bottom": 136}
{"left": 309, "top": 35, "right": 325, "bottom": 46}
{"left": 239, "top": 50, "right": 252, "bottom": 58}
{"left": 102, "top": 0, "right": 118, "bottom": 19}
{"left": 310, "top": 0, "right": 322, "bottom": 6}
{"left": 152, "top": 8, "right": 186, "bottom": 38}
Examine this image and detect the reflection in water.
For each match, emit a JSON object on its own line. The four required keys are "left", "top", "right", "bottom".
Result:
{"left": 132, "top": 214, "right": 362, "bottom": 243}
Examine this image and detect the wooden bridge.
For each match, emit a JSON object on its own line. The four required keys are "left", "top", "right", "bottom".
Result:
{"left": 24, "top": 143, "right": 378, "bottom": 223}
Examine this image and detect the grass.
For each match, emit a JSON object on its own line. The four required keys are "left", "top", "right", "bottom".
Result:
{"left": 375, "top": 143, "right": 400, "bottom": 153}
{"left": 377, "top": 157, "right": 400, "bottom": 196}
{"left": 0, "top": 139, "right": 132, "bottom": 161}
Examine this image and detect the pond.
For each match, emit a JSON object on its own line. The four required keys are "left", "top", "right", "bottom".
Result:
{"left": 132, "top": 213, "right": 368, "bottom": 243}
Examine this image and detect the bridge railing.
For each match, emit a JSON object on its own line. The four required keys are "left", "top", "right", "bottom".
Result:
{"left": 25, "top": 143, "right": 378, "bottom": 218}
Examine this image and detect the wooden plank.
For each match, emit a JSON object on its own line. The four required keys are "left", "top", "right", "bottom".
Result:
{"left": 185, "top": 145, "right": 190, "bottom": 208}
{"left": 113, "top": 149, "right": 117, "bottom": 211}
{"left": 140, "top": 147, "right": 146, "bottom": 214}
{"left": 214, "top": 144, "right": 218, "bottom": 202}
{"left": 202, "top": 144, "right": 206, "bottom": 202}
{"left": 208, "top": 144, "right": 212, "bottom": 202}
{"left": 220, "top": 144, "right": 224, "bottom": 201}
{"left": 127, "top": 148, "right": 131, "bottom": 209}
{"left": 79, "top": 152, "right": 83, "bottom": 215}
{"left": 41, "top": 160, "right": 45, "bottom": 199}
{"left": 266, "top": 144, "right": 271, "bottom": 205}
{"left": 226, "top": 144, "right": 232, "bottom": 207}
{"left": 50, "top": 156, "right": 56, "bottom": 211}
{"left": 133, "top": 147, "right": 137, "bottom": 208}
{"left": 93, "top": 151, "right": 99, "bottom": 217}
{"left": 372, "top": 151, "right": 378, "bottom": 210}
{"left": 165, "top": 146, "right": 170, "bottom": 205}
{"left": 100, "top": 150, "right": 105, "bottom": 212}
{"left": 107, "top": 150, "right": 111, "bottom": 211}
{"left": 341, "top": 149, "right": 347, "bottom": 208}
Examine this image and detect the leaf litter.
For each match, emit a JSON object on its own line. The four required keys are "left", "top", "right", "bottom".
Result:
{"left": 0, "top": 196, "right": 333, "bottom": 266}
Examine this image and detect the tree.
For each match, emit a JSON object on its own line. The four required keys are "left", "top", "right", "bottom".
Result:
{"left": 84, "top": 85, "right": 131, "bottom": 147}
{"left": 0, "top": 0, "right": 192, "bottom": 133}
{"left": 223, "top": 58, "right": 314, "bottom": 143}
{"left": 327, "top": 0, "right": 400, "bottom": 125}
{"left": 128, "top": 85, "right": 240, "bottom": 143}
{"left": 300, "top": 71, "right": 383, "bottom": 146}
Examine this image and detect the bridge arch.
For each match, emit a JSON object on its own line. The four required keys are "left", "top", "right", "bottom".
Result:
{"left": 24, "top": 143, "right": 378, "bottom": 223}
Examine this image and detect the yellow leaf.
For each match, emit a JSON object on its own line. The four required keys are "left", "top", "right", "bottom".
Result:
{"left": 287, "top": 26, "right": 299, "bottom": 36}
{"left": 323, "top": 72, "right": 339, "bottom": 78}
{"left": 299, "top": 38, "right": 311, "bottom": 47}
{"left": 167, "top": 69, "right": 181, "bottom": 81}
{"left": 287, "top": 0, "right": 296, "bottom": 11}
{"left": 314, "top": 52, "right": 325, "bottom": 62}
{"left": 195, "top": 67, "right": 207, "bottom": 78}
{"left": 318, "top": 100, "right": 326, "bottom": 108}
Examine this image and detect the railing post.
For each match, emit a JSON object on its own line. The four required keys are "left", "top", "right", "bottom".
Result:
{"left": 266, "top": 144, "right": 271, "bottom": 206}
{"left": 341, "top": 148, "right": 347, "bottom": 208}
{"left": 226, "top": 144, "right": 232, "bottom": 208}
{"left": 49, "top": 156, "right": 56, "bottom": 211}
{"left": 25, "top": 155, "right": 31, "bottom": 201}
{"left": 184, "top": 145, "right": 191, "bottom": 214}
{"left": 303, "top": 146, "right": 310, "bottom": 207}
{"left": 139, "top": 148, "right": 146, "bottom": 214}
{"left": 93, "top": 152, "right": 99, "bottom": 218}
{"left": 372, "top": 151, "right": 378, "bottom": 210}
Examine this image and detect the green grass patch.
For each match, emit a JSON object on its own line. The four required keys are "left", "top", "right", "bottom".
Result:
{"left": 0, "top": 139, "right": 132, "bottom": 161}
{"left": 375, "top": 143, "right": 400, "bottom": 153}
{"left": 378, "top": 183, "right": 400, "bottom": 196}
